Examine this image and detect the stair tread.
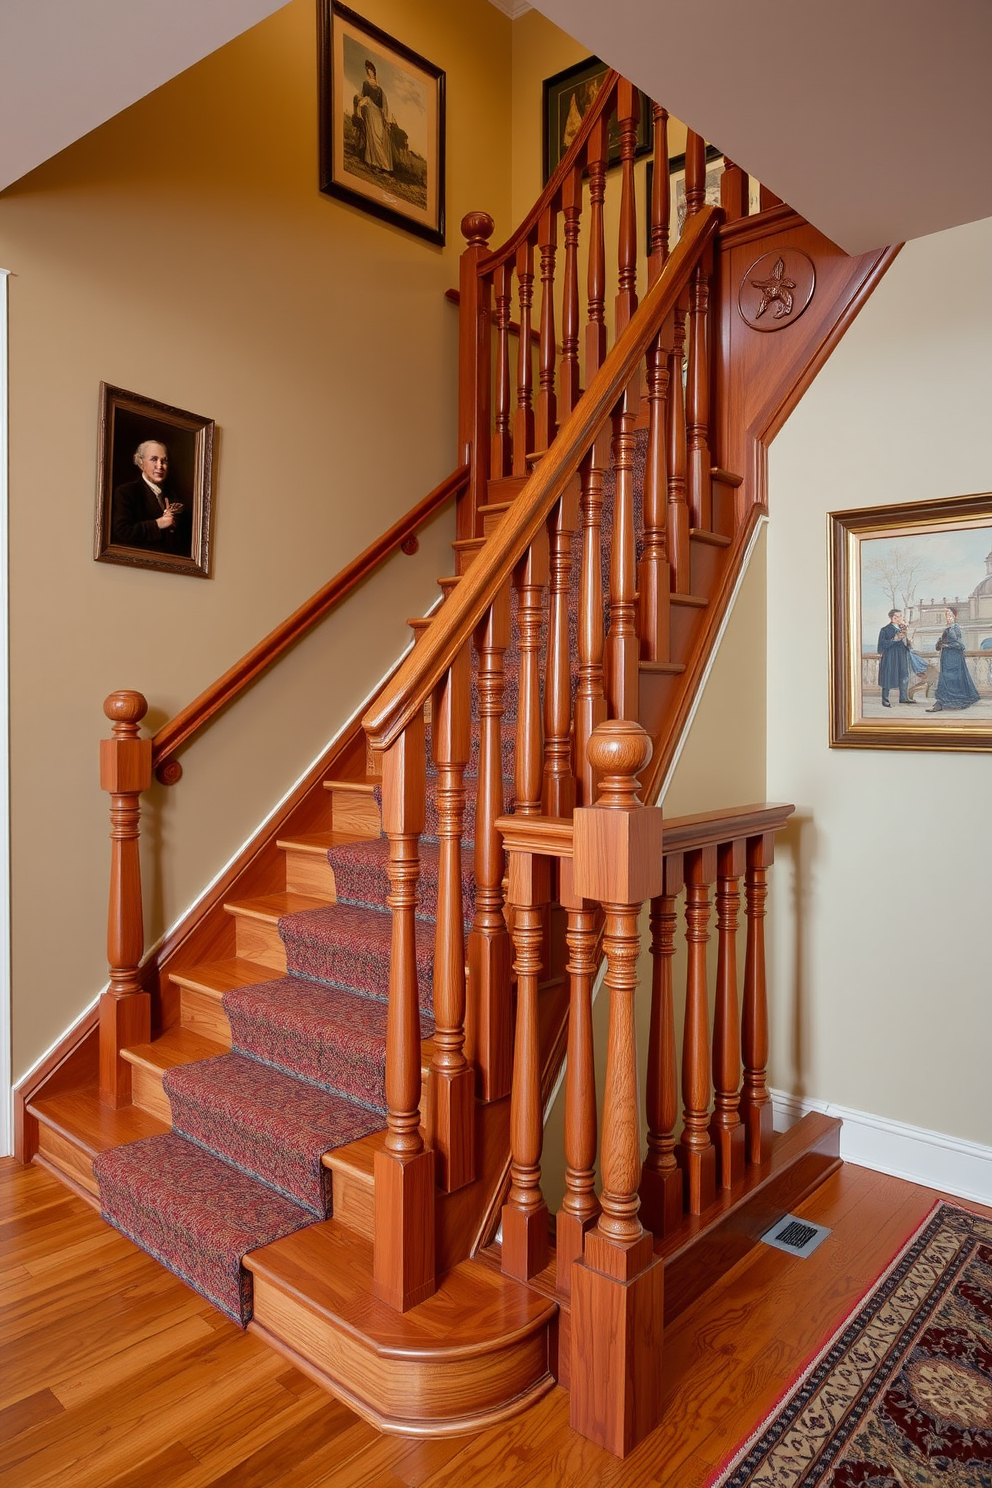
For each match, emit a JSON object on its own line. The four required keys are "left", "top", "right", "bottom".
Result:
{"left": 170, "top": 957, "right": 279, "bottom": 998}
{"left": 30, "top": 1083, "right": 169, "bottom": 1157}
{"left": 671, "top": 592, "right": 709, "bottom": 609}
{"left": 323, "top": 776, "right": 381, "bottom": 795}
{"left": 321, "top": 1128, "right": 384, "bottom": 1175}
{"left": 690, "top": 528, "right": 733, "bottom": 548}
{"left": 640, "top": 660, "right": 686, "bottom": 675}
{"left": 276, "top": 830, "right": 374, "bottom": 856}
{"left": 224, "top": 891, "right": 330, "bottom": 922}
{"left": 122, "top": 1027, "right": 228, "bottom": 1073}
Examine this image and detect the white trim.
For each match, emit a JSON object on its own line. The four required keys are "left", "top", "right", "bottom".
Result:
{"left": 771, "top": 1088, "right": 992, "bottom": 1207}
{"left": 486, "top": 0, "right": 531, "bottom": 15}
{"left": 0, "top": 270, "right": 10, "bottom": 1154}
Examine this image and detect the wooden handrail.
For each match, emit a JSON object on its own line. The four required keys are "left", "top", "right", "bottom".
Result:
{"left": 151, "top": 464, "right": 468, "bottom": 774}
{"left": 662, "top": 803, "right": 795, "bottom": 852}
{"left": 364, "top": 208, "right": 720, "bottom": 754}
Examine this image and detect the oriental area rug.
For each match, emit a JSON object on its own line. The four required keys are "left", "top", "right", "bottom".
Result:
{"left": 709, "top": 1202, "right": 992, "bottom": 1488}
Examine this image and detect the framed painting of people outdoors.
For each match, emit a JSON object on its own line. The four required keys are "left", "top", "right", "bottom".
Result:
{"left": 829, "top": 492, "right": 992, "bottom": 752}
{"left": 319, "top": 2, "right": 446, "bottom": 246}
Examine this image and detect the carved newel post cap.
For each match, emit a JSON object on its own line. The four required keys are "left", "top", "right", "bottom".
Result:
{"left": 587, "top": 720, "right": 652, "bottom": 810}
{"left": 103, "top": 690, "right": 148, "bottom": 727}
{"left": 461, "top": 211, "right": 494, "bottom": 247}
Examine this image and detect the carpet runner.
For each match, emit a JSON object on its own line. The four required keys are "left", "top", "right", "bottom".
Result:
{"left": 707, "top": 1201, "right": 992, "bottom": 1488}
{"left": 93, "top": 433, "right": 645, "bottom": 1327}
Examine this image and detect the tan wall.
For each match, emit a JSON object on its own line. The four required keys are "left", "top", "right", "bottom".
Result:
{"left": 1, "top": 0, "right": 512, "bottom": 1079}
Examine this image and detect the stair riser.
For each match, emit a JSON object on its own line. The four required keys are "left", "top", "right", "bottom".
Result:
{"left": 233, "top": 916, "right": 287, "bottom": 971}
{"left": 327, "top": 787, "right": 381, "bottom": 836}
{"left": 670, "top": 602, "right": 706, "bottom": 658}
{"left": 180, "top": 987, "right": 232, "bottom": 1047}
{"left": 711, "top": 480, "right": 738, "bottom": 539}
{"left": 327, "top": 1162, "right": 375, "bottom": 1238}
{"left": 689, "top": 539, "right": 731, "bottom": 599}
{"left": 127, "top": 1060, "right": 172, "bottom": 1124}
{"left": 35, "top": 1124, "right": 99, "bottom": 1199}
{"left": 283, "top": 849, "right": 337, "bottom": 899}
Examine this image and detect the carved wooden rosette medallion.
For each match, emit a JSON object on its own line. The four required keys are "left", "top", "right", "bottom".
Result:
{"left": 738, "top": 248, "right": 815, "bottom": 331}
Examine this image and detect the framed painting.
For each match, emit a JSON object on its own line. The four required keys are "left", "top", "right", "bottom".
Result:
{"left": 542, "top": 55, "right": 652, "bottom": 183}
{"left": 94, "top": 384, "right": 214, "bottom": 579}
{"left": 318, "top": 1, "right": 446, "bottom": 246}
{"left": 829, "top": 492, "right": 992, "bottom": 751}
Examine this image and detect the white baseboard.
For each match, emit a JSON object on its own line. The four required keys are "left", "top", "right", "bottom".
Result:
{"left": 771, "top": 1089, "right": 992, "bottom": 1207}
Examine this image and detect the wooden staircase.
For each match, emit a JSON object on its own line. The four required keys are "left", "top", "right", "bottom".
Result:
{"left": 17, "top": 70, "right": 899, "bottom": 1458}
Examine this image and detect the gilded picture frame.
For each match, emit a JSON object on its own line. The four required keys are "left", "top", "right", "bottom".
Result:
{"left": 828, "top": 492, "right": 992, "bottom": 751}
{"left": 318, "top": 1, "right": 446, "bottom": 247}
{"left": 94, "top": 383, "right": 215, "bottom": 579}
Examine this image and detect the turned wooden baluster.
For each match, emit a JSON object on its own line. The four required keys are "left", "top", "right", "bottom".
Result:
{"left": 741, "top": 831, "right": 775, "bottom": 1165}
{"left": 491, "top": 261, "right": 513, "bottom": 480}
{"left": 666, "top": 301, "right": 691, "bottom": 594}
{"left": 574, "top": 449, "right": 608, "bottom": 806}
{"left": 647, "top": 104, "right": 670, "bottom": 285}
{"left": 571, "top": 721, "right": 665, "bottom": 1458}
{"left": 559, "top": 167, "right": 583, "bottom": 420}
{"left": 604, "top": 388, "right": 640, "bottom": 722}
{"left": 585, "top": 116, "right": 608, "bottom": 381}
{"left": 638, "top": 323, "right": 672, "bottom": 662}
{"left": 466, "top": 589, "right": 513, "bottom": 1101}
{"left": 543, "top": 489, "right": 578, "bottom": 817}
{"left": 374, "top": 713, "right": 436, "bottom": 1311}
{"left": 686, "top": 245, "right": 713, "bottom": 532}
{"left": 709, "top": 838, "right": 746, "bottom": 1188}
{"left": 100, "top": 691, "right": 152, "bottom": 1108}
{"left": 615, "top": 80, "right": 640, "bottom": 335}
{"left": 512, "top": 239, "right": 535, "bottom": 477}
{"left": 501, "top": 847, "right": 550, "bottom": 1282}
{"left": 639, "top": 856, "right": 684, "bottom": 1235}
{"left": 675, "top": 845, "right": 717, "bottom": 1214}
{"left": 684, "top": 129, "right": 706, "bottom": 219}
{"left": 720, "top": 153, "right": 749, "bottom": 222}
{"left": 555, "top": 857, "right": 600, "bottom": 1295}
{"left": 535, "top": 206, "right": 558, "bottom": 452}
{"left": 429, "top": 647, "right": 475, "bottom": 1193}
{"left": 457, "top": 212, "right": 494, "bottom": 541}
{"left": 513, "top": 535, "right": 548, "bottom": 817}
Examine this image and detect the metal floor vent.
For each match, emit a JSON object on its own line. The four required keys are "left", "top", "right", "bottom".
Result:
{"left": 759, "top": 1213, "right": 831, "bottom": 1258}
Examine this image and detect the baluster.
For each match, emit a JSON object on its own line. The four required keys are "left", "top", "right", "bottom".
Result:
{"left": 513, "top": 535, "right": 548, "bottom": 817}
{"left": 647, "top": 104, "right": 670, "bottom": 285}
{"left": 638, "top": 323, "right": 672, "bottom": 662}
{"left": 501, "top": 848, "right": 550, "bottom": 1282}
{"left": 559, "top": 168, "right": 582, "bottom": 419}
{"left": 585, "top": 116, "right": 608, "bottom": 381}
{"left": 666, "top": 301, "right": 690, "bottom": 594}
{"left": 709, "top": 838, "right": 746, "bottom": 1188}
{"left": 466, "top": 589, "right": 513, "bottom": 1101}
{"left": 639, "top": 856, "right": 684, "bottom": 1235}
{"left": 374, "top": 713, "right": 436, "bottom": 1311}
{"left": 543, "top": 489, "right": 578, "bottom": 817}
{"left": 512, "top": 240, "right": 535, "bottom": 476}
{"left": 100, "top": 691, "right": 152, "bottom": 1108}
{"left": 491, "top": 262, "right": 513, "bottom": 480}
{"left": 604, "top": 388, "right": 639, "bottom": 722}
{"left": 571, "top": 721, "right": 665, "bottom": 1458}
{"left": 457, "top": 212, "right": 494, "bottom": 541}
{"left": 720, "top": 154, "right": 748, "bottom": 222}
{"left": 574, "top": 450, "right": 607, "bottom": 805}
{"left": 741, "top": 831, "right": 775, "bottom": 1165}
{"left": 429, "top": 647, "right": 475, "bottom": 1193}
{"left": 614, "top": 80, "right": 640, "bottom": 335}
{"left": 675, "top": 846, "right": 717, "bottom": 1214}
{"left": 555, "top": 857, "right": 600, "bottom": 1296}
{"left": 686, "top": 243, "right": 714, "bottom": 531}
{"left": 535, "top": 206, "right": 558, "bottom": 451}
{"left": 684, "top": 130, "right": 706, "bottom": 219}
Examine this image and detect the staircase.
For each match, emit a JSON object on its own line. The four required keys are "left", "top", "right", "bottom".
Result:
{"left": 17, "top": 73, "right": 898, "bottom": 1457}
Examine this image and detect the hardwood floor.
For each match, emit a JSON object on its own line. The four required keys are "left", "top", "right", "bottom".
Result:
{"left": 2, "top": 1156, "right": 987, "bottom": 1487}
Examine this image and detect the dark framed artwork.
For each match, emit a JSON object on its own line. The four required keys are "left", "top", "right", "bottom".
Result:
{"left": 94, "top": 384, "right": 215, "bottom": 579}
{"left": 644, "top": 145, "right": 727, "bottom": 254}
{"left": 542, "top": 55, "right": 652, "bottom": 183}
{"left": 318, "top": 1, "right": 446, "bottom": 246}
{"left": 829, "top": 492, "right": 992, "bottom": 752}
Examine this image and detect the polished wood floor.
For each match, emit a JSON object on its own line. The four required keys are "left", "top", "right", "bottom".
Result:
{"left": 2, "top": 1156, "right": 987, "bottom": 1487}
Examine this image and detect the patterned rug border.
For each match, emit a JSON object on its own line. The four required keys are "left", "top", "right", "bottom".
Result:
{"left": 703, "top": 1197, "right": 989, "bottom": 1488}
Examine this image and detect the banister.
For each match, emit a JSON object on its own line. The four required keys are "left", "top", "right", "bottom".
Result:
{"left": 662, "top": 803, "right": 795, "bottom": 852}
{"left": 364, "top": 207, "right": 720, "bottom": 754}
{"left": 151, "top": 463, "right": 468, "bottom": 773}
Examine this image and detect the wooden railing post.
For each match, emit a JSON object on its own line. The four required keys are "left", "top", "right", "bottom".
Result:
{"left": 614, "top": 80, "right": 640, "bottom": 336}
{"left": 710, "top": 838, "right": 746, "bottom": 1187}
{"left": 647, "top": 104, "right": 670, "bottom": 285}
{"left": 513, "top": 536, "right": 548, "bottom": 818}
{"left": 686, "top": 241, "right": 714, "bottom": 532}
{"left": 571, "top": 721, "right": 665, "bottom": 1458}
{"left": 491, "top": 262, "right": 513, "bottom": 480}
{"left": 512, "top": 240, "right": 535, "bottom": 477}
{"left": 585, "top": 117, "right": 608, "bottom": 383}
{"left": 604, "top": 388, "right": 640, "bottom": 722}
{"left": 666, "top": 301, "right": 690, "bottom": 593}
{"left": 559, "top": 168, "right": 583, "bottom": 420}
{"left": 535, "top": 206, "right": 558, "bottom": 452}
{"left": 555, "top": 857, "right": 600, "bottom": 1294}
{"left": 574, "top": 450, "right": 608, "bottom": 806}
{"left": 638, "top": 321, "right": 672, "bottom": 662}
{"left": 741, "top": 831, "right": 776, "bottom": 1165}
{"left": 100, "top": 691, "right": 152, "bottom": 1108}
{"left": 543, "top": 488, "right": 578, "bottom": 817}
{"left": 458, "top": 212, "right": 495, "bottom": 540}
{"left": 373, "top": 714, "right": 436, "bottom": 1312}
{"left": 675, "top": 846, "right": 718, "bottom": 1214}
{"left": 639, "top": 854, "right": 684, "bottom": 1235}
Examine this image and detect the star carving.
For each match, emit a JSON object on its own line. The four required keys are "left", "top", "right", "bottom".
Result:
{"left": 750, "top": 257, "right": 797, "bottom": 319}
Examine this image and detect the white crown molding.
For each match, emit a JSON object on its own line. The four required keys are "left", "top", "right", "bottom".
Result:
{"left": 487, "top": 0, "right": 532, "bottom": 16}
{"left": 772, "top": 1089, "right": 992, "bottom": 1208}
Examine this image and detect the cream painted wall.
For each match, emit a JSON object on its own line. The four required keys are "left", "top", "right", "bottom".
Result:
{"left": 767, "top": 217, "right": 992, "bottom": 1147}
{"left": 1, "top": 0, "right": 512, "bottom": 1079}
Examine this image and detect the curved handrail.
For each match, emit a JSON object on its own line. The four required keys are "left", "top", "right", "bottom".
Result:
{"left": 152, "top": 463, "right": 468, "bottom": 773}
{"left": 363, "top": 206, "right": 720, "bottom": 753}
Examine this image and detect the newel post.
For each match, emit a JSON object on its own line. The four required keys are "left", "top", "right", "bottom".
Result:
{"left": 570, "top": 721, "right": 665, "bottom": 1458}
{"left": 458, "top": 211, "right": 495, "bottom": 542}
{"left": 100, "top": 691, "right": 152, "bottom": 1108}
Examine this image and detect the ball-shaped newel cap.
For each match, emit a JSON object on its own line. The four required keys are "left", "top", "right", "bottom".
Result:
{"left": 587, "top": 719, "right": 652, "bottom": 809}
{"left": 103, "top": 690, "right": 148, "bottom": 725}
{"left": 461, "top": 211, "right": 495, "bottom": 246}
